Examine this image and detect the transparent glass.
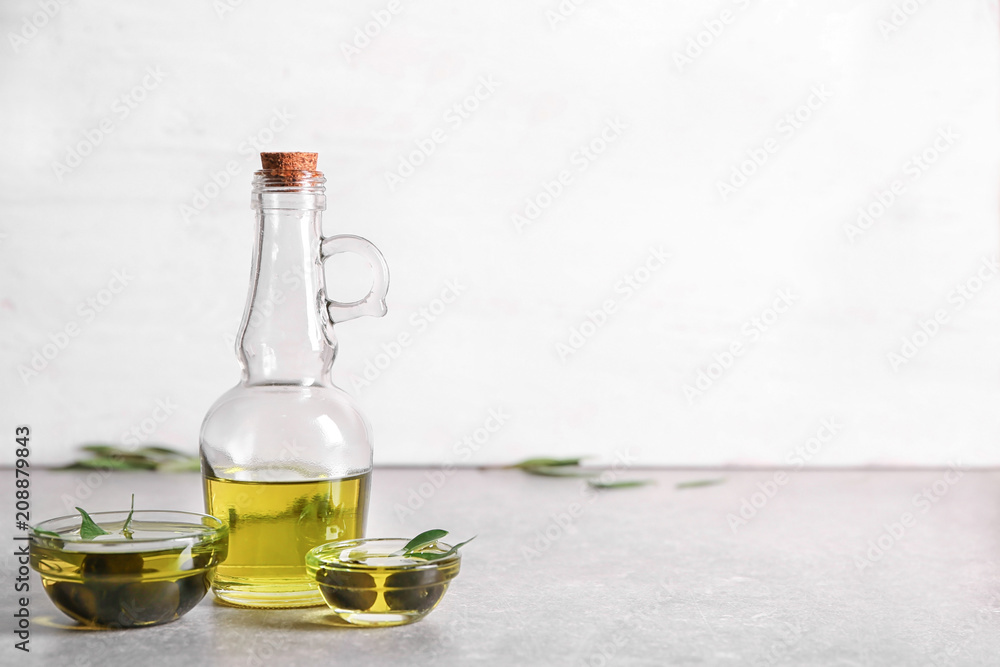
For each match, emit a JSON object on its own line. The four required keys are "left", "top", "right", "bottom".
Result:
{"left": 200, "top": 163, "right": 389, "bottom": 609}
{"left": 305, "top": 538, "right": 462, "bottom": 627}
{"left": 30, "top": 511, "right": 227, "bottom": 628}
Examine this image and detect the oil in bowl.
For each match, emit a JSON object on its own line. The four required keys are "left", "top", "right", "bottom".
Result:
{"left": 305, "top": 538, "right": 462, "bottom": 627}
{"left": 30, "top": 511, "right": 228, "bottom": 628}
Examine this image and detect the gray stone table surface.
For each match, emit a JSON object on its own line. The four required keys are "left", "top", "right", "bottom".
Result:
{"left": 2, "top": 467, "right": 999, "bottom": 666}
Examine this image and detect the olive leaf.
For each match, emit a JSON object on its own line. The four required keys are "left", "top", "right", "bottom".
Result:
{"left": 80, "top": 444, "right": 126, "bottom": 456}
{"left": 121, "top": 494, "right": 136, "bottom": 539}
{"left": 522, "top": 466, "right": 598, "bottom": 478}
{"left": 506, "top": 456, "right": 596, "bottom": 478}
{"left": 75, "top": 495, "right": 139, "bottom": 540}
{"left": 75, "top": 507, "right": 110, "bottom": 540}
{"left": 135, "top": 445, "right": 189, "bottom": 457}
{"left": 587, "top": 479, "right": 655, "bottom": 489}
{"left": 156, "top": 458, "right": 201, "bottom": 472}
{"left": 70, "top": 457, "right": 157, "bottom": 470}
{"left": 506, "top": 455, "right": 654, "bottom": 491}
{"left": 391, "top": 529, "right": 474, "bottom": 561}
{"left": 506, "top": 457, "right": 586, "bottom": 469}
{"left": 62, "top": 443, "right": 198, "bottom": 472}
{"left": 407, "top": 536, "right": 476, "bottom": 561}
{"left": 398, "top": 529, "right": 449, "bottom": 556}
{"left": 676, "top": 478, "right": 725, "bottom": 489}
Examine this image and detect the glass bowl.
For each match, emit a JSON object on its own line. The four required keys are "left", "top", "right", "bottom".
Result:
{"left": 30, "top": 510, "right": 228, "bottom": 628}
{"left": 305, "top": 537, "right": 462, "bottom": 627}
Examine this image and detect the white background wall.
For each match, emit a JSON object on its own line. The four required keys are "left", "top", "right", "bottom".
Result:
{"left": 1, "top": 0, "right": 998, "bottom": 467}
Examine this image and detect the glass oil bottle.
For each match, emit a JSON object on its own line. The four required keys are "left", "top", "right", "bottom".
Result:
{"left": 200, "top": 152, "right": 389, "bottom": 608}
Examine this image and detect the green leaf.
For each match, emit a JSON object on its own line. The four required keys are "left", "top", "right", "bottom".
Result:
{"left": 81, "top": 444, "right": 129, "bottom": 456}
{"left": 156, "top": 458, "right": 201, "bottom": 472}
{"left": 75, "top": 507, "right": 110, "bottom": 539}
{"left": 66, "top": 457, "right": 158, "bottom": 471}
{"left": 407, "top": 536, "right": 476, "bottom": 561}
{"left": 136, "top": 445, "right": 190, "bottom": 458}
{"left": 675, "top": 478, "right": 726, "bottom": 489}
{"left": 398, "top": 529, "right": 449, "bottom": 556}
{"left": 61, "top": 442, "right": 199, "bottom": 472}
{"left": 587, "top": 479, "right": 655, "bottom": 489}
{"left": 506, "top": 457, "right": 586, "bottom": 469}
{"left": 121, "top": 494, "right": 135, "bottom": 539}
{"left": 521, "top": 466, "right": 597, "bottom": 478}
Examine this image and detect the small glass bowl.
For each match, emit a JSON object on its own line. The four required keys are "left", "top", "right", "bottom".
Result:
{"left": 30, "top": 510, "right": 228, "bottom": 628}
{"left": 305, "top": 537, "right": 462, "bottom": 627}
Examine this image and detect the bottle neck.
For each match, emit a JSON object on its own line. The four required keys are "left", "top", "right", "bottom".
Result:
{"left": 237, "top": 191, "right": 336, "bottom": 386}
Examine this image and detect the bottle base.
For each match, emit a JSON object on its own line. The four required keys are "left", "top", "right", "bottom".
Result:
{"left": 334, "top": 611, "right": 423, "bottom": 627}
{"left": 212, "top": 586, "right": 326, "bottom": 609}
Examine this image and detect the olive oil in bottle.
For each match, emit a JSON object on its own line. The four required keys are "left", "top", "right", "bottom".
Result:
{"left": 199, "top": 152, "right": 390, "bottom": 609}
{"left": 204, "top": 473, "right": 370, "bottom": 608}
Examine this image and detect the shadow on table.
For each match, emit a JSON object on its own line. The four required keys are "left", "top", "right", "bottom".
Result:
{"left": 210, "top": 600, "right": 361, "bottom": 630}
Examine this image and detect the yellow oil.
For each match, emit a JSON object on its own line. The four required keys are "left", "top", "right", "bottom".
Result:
{"left": 314, "top": 558, "right": 459, "bottom": 625}
{"left": 30, "top": 520, "right": 226, "bottom": 627}
{"left": 203, "top": 472, "right": 370, "bottom": 608}
{"left": 304, "top": 539, "right": 462, "bottom": 626}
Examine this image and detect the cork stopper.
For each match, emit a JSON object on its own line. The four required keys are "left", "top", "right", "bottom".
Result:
{"left": 260, "top": 152, "right": 318, "bottom": 171}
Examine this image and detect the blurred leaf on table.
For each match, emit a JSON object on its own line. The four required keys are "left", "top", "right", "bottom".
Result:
{"left": 60, "top": 443, "right": 200, "bottom": 472}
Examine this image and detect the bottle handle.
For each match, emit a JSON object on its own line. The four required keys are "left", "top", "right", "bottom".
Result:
{"left": 320, "top": 234, "right": 389, "bottom": 324}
